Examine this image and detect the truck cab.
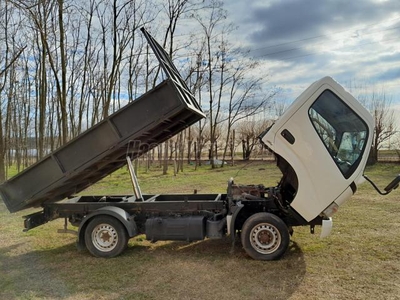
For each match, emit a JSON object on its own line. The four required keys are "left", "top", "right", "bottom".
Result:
{"left": 228, "top": 77, "right": 377, "bottom": 260}
{"left": 261, "top": 77, "right": 373, "bottom": 224}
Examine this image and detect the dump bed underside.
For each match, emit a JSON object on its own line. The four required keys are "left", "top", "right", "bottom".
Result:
{"left": 0, "top": 28, "right": 205, "bottom": 213}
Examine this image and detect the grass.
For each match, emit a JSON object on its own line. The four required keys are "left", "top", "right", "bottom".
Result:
{"left": 1, "top": 161, "right": 400, "bottom": 299}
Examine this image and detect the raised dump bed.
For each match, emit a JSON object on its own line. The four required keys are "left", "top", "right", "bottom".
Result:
{"left": 0, "top": 28, "right": 205, "bottom": 213}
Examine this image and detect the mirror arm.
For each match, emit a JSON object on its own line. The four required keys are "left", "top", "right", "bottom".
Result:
{"left": 363, "top": 174, "right": 400, "bottom": 196}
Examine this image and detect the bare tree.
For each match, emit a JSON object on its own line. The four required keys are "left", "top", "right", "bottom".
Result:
{"left": 349, "top": 81, "right": 398, "bottom": 165}
{"left": 13, "top": 0, "right": 53, "bottom": 159}
{"left": 368, "top": 92, "right": 397, "bottom": 164}
{"left": 193, "top": 0, "right": 227, "bottom": 168}
{"left": 152, "top": 0, "right": 204, "bottom": 87}
{"left": 272, "top": 97, "right": 289, "bottom": 118}
{"left": 149, "top": 0, "right": 205, "bottom": 173}
{"left": 237, "top": 119, "right": 272, "bottom": 161}
{"left": 219, "top": 57, "right": 276, "bottom": 167}
{"left": 393, "top": 134, "right": 400, "bottom": 162}
{"left": 0, "top": 1, "right": 25, "bottom": 181}
{"left": 57, "top": 0, "right": 68, "bottom": 144}
{"left": 186, "top": 42, "right": 207, "bottom": 167}
{"left": 14, "top": 0, "right": 70, "bottom": 146}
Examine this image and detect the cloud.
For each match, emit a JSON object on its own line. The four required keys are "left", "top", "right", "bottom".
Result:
{"left": 382, "top": 20, "right": 400, "bottom": 40}
{"left": 375, "top": 68, "right": 400, "bottom": 82}
{"left": 379, "top": 52, "right": 400, "bottom": 63}
{"left": 247, "top": 0, "right": 400, "bottom": 46}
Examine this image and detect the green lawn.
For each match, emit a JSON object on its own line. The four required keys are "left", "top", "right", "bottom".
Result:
{"left": 1, "top": 161, "right": 399, "bottom": 299}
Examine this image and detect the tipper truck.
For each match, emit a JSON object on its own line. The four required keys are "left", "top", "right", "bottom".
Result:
{"left": 0, "top": 28, "right": 399, "bottom": 261}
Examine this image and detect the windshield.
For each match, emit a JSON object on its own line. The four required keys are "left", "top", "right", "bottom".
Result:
{"left": 309, "top": 90, "right": 368, "bottom": 178}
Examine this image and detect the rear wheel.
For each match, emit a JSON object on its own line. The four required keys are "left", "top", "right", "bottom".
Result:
{"left": 85, "top": 216, "right": 128, "bottom": 258}
{"left": 241, "top": 213, "right": 290, "bottom": 260}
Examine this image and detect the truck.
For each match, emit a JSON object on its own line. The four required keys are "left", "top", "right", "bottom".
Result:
{"left": 0, "top": 28, "right": 399, "bottom": 261}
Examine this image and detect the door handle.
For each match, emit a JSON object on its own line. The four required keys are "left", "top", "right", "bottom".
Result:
{"left": 281, "top": 129, "right": 295, "bottom": 144}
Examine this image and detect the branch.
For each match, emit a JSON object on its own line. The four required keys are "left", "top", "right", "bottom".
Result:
{"left": 0, "top": 46, "right": 26, "bottom": 78}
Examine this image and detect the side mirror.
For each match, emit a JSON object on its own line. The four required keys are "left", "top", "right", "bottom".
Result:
{"left": 384, "top": 175, "right": 400, "bottom": 193}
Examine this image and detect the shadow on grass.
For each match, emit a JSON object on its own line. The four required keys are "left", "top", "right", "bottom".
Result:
{"left": 123, "top": 237, "right": 307, "bottom": 299}
{"left": 0, "top": 236, "right": 306, "bottom": 300}
{"left": 127, "top": 235, "right": 304, "bottom": 260}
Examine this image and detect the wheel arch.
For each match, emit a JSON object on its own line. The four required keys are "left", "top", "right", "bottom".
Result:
{"left": 77, "top": 206, "right": 137, "bottom": 250}
{"left": 230, "top": 203, "right": 244, "bottom": 240}
{"left": 231, "top": 205, "right": 261, "bottom": 234}
{"left": 230, "top": 204, "right": 262, "bottom": 240}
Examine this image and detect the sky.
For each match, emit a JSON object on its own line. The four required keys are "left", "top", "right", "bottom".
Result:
{"left": 223, "top": 0, "right": 400, "bottom": 109}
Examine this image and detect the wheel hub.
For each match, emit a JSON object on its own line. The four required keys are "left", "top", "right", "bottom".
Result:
{"left": 250, "top": 223, "right": 281, "bottom": 254}
{"left": 92, "top": 223, "right": 118, "bottom": 252}
{"left": 100, "top": 230, "right": 112, "bottom": 243}
{"left": 258, "top": 230, "right": 273, "bottom": 244}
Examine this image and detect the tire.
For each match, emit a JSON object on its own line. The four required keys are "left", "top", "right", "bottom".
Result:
{"left": 241, "top": 212, "right": 290, "bottom": 261}
{"left": 84, "top": 215, "right": 128, "bottom": 258}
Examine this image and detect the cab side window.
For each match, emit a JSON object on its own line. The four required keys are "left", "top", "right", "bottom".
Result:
{"left": 309, "top": 90, "right": 368, "bottom": 178}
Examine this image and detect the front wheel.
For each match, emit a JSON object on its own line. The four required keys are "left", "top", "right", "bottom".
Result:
{"left": 84, "top": 215, "right": 128, "bottom": 258}
{"left": 241, "top": 213, "right": 290, "bottom": 260}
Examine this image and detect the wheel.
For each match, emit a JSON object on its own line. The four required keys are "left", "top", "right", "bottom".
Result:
{"left": 241, "top": 212, "right": 290, "bottom": 260}
{"left": 84, "top": 215, "right": 128, "bottom": 258}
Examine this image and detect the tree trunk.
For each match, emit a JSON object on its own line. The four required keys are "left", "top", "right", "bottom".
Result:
{"left": 57, "top": 0, "right": 68, "bottom": 144}
{"left": 163, "top": 141, "right": 168, "bottom": 175}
